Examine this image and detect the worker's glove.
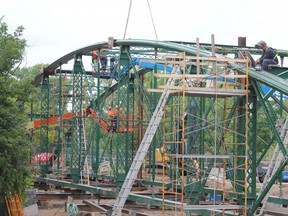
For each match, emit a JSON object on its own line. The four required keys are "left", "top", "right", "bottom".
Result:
{"left": 255, "top": 63, "right": 261, "bottom": 71}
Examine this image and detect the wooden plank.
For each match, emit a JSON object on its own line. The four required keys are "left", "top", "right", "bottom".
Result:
{"left": 196, "top": 38, "right": 200, "bottom": 75}
{"left": 215, "top": 81, "right": 243, "bottom": 86}
{"left": 148, "top": 89, "right": 247, "bottom": 97}
{"left": 153, "top": 54, "right": 247, "bottom": 62}
{"left": 157, "top": 85, "right": 248, "bottom": 93}
{"left": 184, "top": 204, "right": 242, "bottom": 210}
{"left": 153, "top": 73, "right": 247, "bottom": 79}
{"left": 183, "top": 56, "right": 247, "bottom": 63}
{"left": 140, "top": 57, "right": 246, "bottom": 65}
{"left": 147, "top": 89, "right": 181, "bottom": 94}
{"left": 211, "top": 34, "right": 217, "bottom": 88}
{"left": 168, "top": 154, "right": 230, "bottom": 159}
{"left": 157, "top": 53, "right": 185, "bottom": 59}
{"left": 141, "top": 59, "right": 222, "bottom": 67}
{"left": 140, "top": 59, "right": 186, "bottom": 66}
{"left": 182, "top": 92, "right": 246, "bottom": 98}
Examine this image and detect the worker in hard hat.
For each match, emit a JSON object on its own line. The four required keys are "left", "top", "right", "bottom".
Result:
{"left": 107, "top": 106, "right": 117, "bottom": 132}
{"left": 92, "top": 50, "right": 98, "bottom": 60}
{"left": 255, "top": 40, "right": 278, "bottom": 71}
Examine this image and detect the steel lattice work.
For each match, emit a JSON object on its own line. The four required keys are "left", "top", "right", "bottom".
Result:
{"left": 30, "top": 38, "right": 288, "bottom": 215}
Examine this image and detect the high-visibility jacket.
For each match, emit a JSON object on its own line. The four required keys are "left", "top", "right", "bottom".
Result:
{"left": 260, "top": 47, "right": 278, "bottom": 64}
{"left": 108, "top": 109, "right": 117, "bottom": 118}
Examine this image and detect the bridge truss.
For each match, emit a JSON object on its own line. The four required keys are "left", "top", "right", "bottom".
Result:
{"left": 30, "top": 38, "right": 288, "bottom": 215}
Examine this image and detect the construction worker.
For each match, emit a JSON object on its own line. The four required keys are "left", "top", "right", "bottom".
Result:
{"left": 100, "top": 49, "right": 107, "bottom": 71}
{"left": 255, "top": 40, "right": 278, "bottom": 71}
{"left": 92, "top": 50, "right": 98, "bottom": 61}
{"left": 118, "top": 106, "right": 124, "bottom": 118}
{"left": 110, "top": 56, "right": 115, "bottom": 72}
{"left": 92, "top": 50, "right": 99, "bottom": 71}
{"left": 107, "top": 106, "right": 117, "bottom": 132}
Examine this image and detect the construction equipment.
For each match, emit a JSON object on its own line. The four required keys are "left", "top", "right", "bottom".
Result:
{"left": 32, "top": 108, "right": 133, "bottom": 133}
{"left": 155, "top": 147, "right": 169, "bottom": 163}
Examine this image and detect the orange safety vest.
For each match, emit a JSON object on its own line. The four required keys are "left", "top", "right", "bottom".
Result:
{"left": 108, "top": 109, "right": 117, "bottom": 118}
{"left": 92, "top": 50, "right": 98, "bottom": 56}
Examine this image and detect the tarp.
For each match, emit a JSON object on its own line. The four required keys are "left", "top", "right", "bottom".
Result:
{"left": 31, "top": 152, "right": 53, "bottom": 163}
{"left": 260, "top": 83, "right": 288, "bottom": 99}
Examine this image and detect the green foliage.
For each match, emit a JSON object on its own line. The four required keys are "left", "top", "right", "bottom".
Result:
{"left": 0, "top": 17, "right": 32, "bottom": 197}
{"left": 0, "top": 76, "right": 31, "bottom": 195}
{"left": 0, "top": 16, "right": 26, "bottom": 75}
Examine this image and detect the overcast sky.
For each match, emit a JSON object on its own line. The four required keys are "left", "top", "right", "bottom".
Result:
{"left": 2, "top": 0, "right": 288, "bottom": 67}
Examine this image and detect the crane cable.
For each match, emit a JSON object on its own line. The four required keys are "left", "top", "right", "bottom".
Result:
{"left": 123, "top": 0, "right": 158, "bottom": 41}
{"left": 123, "top": 0, "right": 133, "bottom": 39}
{"left": 146, "top": 0, "right": 158, "bottom": 40}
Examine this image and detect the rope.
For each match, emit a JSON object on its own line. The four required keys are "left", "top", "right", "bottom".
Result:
{"left": 123, "top": 0, "right": 133, "bottom": 39}
{"left": 123, "top": 0, "right": 158, "bottom": 40}
{"left": 146, "top": 0, "right": 158, "bottom": 40}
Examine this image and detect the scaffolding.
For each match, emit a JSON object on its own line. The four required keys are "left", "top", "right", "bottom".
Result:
{"left": 147, "top": 50, "right": 250, "bottom": 215}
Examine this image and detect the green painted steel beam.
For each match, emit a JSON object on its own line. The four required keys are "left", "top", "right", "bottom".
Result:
{"left": 38, "top": 177, "right": 182, "bottom": 207}
{"left": 186, "top": 209, "right": 236, "bottom": 216}
{"left": 39, "top": 78, "right": 50, "bottom": 177}
{"left": 39, "top": 39, "right": 288, "bottom": 96}
{"left": 230, "top": 63, "right": 288, "bottom": 95}
{"left": 267, "top": 196, "right": 288, "bottom": 205}
{"left": 168, "top": 41, "right": 288, "bottom": 58}
{"left": 87, "top": 68, "right": 150, "bottom": 110}
{"left": 70, "top": 58, "right": 86, "bottom": 181}
{"left": 253, "top": 82, "right": 287, "bottom": 156}
{"left": 249, "top": 81, "right": 288, "bottom": 215}
{"left": 247, "top": 87, "right": 257, "bottom": 204}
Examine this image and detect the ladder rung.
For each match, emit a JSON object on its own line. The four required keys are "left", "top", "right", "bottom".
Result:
{"left": 229, "top": 191, "right": 246, "bottom": 195}
{"left": 163, "top": 191, "right": 183, "bottom": 196}
{"left": 233, "top": 179, "right": 246, "bottom": 183}
{"left": 163, "top": 141, "right": 183, "bottom": 144}
{"left": 225, "top": 143, "right": 246, "bottom": 145}
{"left": 184, "top": 205, "right": 243, "bottom": 210}
{"left": 167, "top": 154, "right": 230, "bottom": 159}
{"left": 234, "top": 168, "right": 246, "bottom": 171}
{"left": 231, "top": 155, "right": 246, "bottom": 158}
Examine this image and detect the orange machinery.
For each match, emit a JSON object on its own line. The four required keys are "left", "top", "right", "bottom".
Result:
{"left": 33, "top": 108, "right": 133, "bottom": 133}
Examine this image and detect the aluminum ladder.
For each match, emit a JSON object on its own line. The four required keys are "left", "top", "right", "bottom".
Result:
{"left": 111, "top": 67, "right": 179, "bottom": 216}
{"left": 258, "top": 117, "right": 288, "bottom": 215}
{"left": 75, "top": 114, "right": 89, "bottom": 184}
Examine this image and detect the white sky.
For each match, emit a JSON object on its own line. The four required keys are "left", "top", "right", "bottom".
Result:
{"left": 2, "top": 0, "right": 288, "bottom": 67}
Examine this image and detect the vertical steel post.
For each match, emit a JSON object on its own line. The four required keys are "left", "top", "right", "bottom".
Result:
{"left": 71, "top": 55, "right": 86, "bottom": 182}
{"left": 39, "top": 77, "right": 50, "bottom": 177}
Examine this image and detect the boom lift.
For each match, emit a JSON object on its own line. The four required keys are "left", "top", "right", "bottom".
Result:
{"left": 33, "top": 108, "right": 133, "bottom": 133}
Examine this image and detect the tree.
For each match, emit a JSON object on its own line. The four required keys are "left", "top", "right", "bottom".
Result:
{"left": 0, "top": 16, "right": 32, "bottom": 214}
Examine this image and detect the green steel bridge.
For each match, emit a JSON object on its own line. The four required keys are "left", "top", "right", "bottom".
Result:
{"left": 31, "top": 38, "right": 288, "bottom": 215}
